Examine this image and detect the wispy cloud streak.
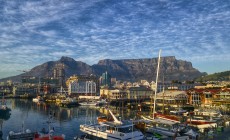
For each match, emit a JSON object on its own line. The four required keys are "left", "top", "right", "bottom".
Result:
{"left": 0, "top": 0, "right": 229, "bottom": 78}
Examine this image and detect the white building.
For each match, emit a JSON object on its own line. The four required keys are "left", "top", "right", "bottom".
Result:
{"left": 68, "top": 80, "right": 96, "bottom": 96}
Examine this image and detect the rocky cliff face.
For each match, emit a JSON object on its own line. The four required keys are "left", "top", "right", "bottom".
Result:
{"left": 92, "top": 56, "right": 204, "bottom": 82}
{"left": 1, "top": 56, "right": 205, "bottom": 82}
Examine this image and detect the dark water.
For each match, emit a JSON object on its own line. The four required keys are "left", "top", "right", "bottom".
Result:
{"left": 0, "top": 99, "right": 135, "bottom": 140}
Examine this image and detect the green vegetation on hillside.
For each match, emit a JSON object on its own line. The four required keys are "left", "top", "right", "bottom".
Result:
{"left": 196, "top": 71, "right": 230, "bottom": 81}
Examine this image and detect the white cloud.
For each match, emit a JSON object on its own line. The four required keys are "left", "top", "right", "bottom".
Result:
{"left": 0, "top": 0, "right": 229, "bottom": 78}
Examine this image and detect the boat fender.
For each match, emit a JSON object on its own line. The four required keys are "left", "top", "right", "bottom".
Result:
{"left": 62, "top": 134, "right": 65, "bottom": 139}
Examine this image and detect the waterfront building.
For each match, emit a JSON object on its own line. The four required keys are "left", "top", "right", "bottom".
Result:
{"left": 212, "top": 88, "right": 230, "bottom": 106}
{"left": 156, "top": 90, "right": 188, "bottom": 105}
{"left": 100, "top": 88, "right": 127, "bottom": 101}
{"left": 0, "top": 85, "right": 12, "bottom": 95}
{"left": 100, "top": 86, "right": 153, "bottom": 101}
{"left": 127, "top": 86, "right": 153, "bottom": 101}
{"left": 12, "top": 85, "right": 37, "bottom": 96}
{"left": 186, "top": 89, "right": 219, "bottom": 106}
{"left": 67, "top": 75, "right": 99, "bottom": 96}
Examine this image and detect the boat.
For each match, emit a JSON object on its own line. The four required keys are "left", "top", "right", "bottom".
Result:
{"left": 7, "top": 129, "right": 36, "bottom": 140}
{"left": 34, "top": 111, "right": 65, "bottom": 140}
{"left": 34, "top": 130, "right": 65, "bottom": 140}
{"left": 97, "top": 99, "right": 108, "bottom": 106}
{"left": 154, "top": 113, "right": 180, "bottom": 123}
{"left": 79, "top": 109, "right": 145, "bottom": 140}
{"left": 140, "top": 50, "right": 198, "bottom": 140}
{"left": 97, "top": 116, "right": 114, "bottom": 124}
{"left": 146, "top": 121, "right": 196, "bottom": 140}
{"left": 187, "top": 117, "right": 217, "bottom": 125}
{"left": 7, "top": 110, "right": 65, "bottom": 140}
{"left": 58, "top": 97, "right": 79, "bottom": 107}
{"left": 32, "top": 96, "right": 44, "bottom": 103}
{"left": 7, "top": 129, "right": 65, "bottom": 140}
{"left": 169, "top": 108, "right": 188, "bottom": 116}
{"left": 79, "top": 100, "right": 98, "bottom": 106}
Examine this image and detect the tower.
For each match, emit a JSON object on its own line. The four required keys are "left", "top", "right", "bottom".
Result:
{"left": 53, "top": 64, "right": 65, "bottom": 87}
{"left": 101, "top": 71, "right": 111, "bottom": 87}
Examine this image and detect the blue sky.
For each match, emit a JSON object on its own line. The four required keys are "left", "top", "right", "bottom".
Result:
{"left": 0, "top": 0, "right": 230, "bottom": 79}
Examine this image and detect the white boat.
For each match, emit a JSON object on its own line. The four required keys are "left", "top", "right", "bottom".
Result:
{"left": 32, "top": 96, "right": 44, "bottom": 102}
{"left": 169, "top": 108, "right": 188, "bottom": 116}
{"left": 146, "top": 124, "right": 190, "bottom": 140}
{"left": 79, "top": 109, "right": 144, "bottom": 140}
{"left": 97, "top": 99, "right": 107, "bottom": 105}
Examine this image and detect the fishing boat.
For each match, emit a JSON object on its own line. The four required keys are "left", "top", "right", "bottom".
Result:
{"left": 7, "top": 129, "right": 65, "bottom": 140}
{"left": 34, "top": 111, "right": 65, "bottom": 140}
{"left": 79, "top": 110, "right": 144, "bottom": 140}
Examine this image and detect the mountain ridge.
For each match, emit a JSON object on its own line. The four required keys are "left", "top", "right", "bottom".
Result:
{"left": 0, "top": 56, "right": 206, "bottom": 82}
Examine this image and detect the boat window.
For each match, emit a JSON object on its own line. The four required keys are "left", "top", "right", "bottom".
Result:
{"left": 107, "top": 126, "right": 115, "bottom": 131}
{"left": 117, "top": 126, "right": 137, "bottom": 133}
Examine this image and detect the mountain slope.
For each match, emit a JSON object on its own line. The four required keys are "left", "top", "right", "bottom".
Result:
{"left": 0, "top": 56, "right": 205, "bottom": 82}
{"left": 196, "top": 71, "right": 230, "bottom": 81}
{"left": 92, "top": 56, "right": 205, "bottom": 82}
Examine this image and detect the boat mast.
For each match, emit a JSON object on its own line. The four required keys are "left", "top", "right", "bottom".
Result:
{"left": 153, "top": 49, "right": 161, "bottom": 119}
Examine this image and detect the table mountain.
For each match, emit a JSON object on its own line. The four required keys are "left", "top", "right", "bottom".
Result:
{"left": 0, "top": 56, "right": 206, "bottom": 82}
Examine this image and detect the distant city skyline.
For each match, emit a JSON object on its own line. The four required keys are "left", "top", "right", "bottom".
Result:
{"left": 0, "top": 0, "right": 230, "bottom": 79}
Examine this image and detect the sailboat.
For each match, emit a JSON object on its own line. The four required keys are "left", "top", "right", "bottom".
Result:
{"left": 33, "top": 77, "right": 44, "bottom": 103}
{"left": 137, "top": 50, "right": 196, "bottom": 140}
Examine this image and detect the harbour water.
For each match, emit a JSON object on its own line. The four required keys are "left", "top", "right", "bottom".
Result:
{"left": 0, "top": 99, "right": 108, "bottom": 140}
{"left": 1, "top": 99, "right": 230, "bottom": 140}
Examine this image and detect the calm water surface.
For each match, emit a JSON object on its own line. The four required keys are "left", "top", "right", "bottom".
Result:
{"left": 0, "top": 99, "right": 136, "bottom": 140}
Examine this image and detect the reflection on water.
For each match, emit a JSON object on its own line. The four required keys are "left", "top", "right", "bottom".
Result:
{"left": 1, "top": 99, "right": 137, "bottom": 140}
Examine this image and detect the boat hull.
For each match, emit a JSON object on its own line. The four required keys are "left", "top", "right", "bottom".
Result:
{"left": 80, "top": 124, "right": 144, "bottom": 140}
